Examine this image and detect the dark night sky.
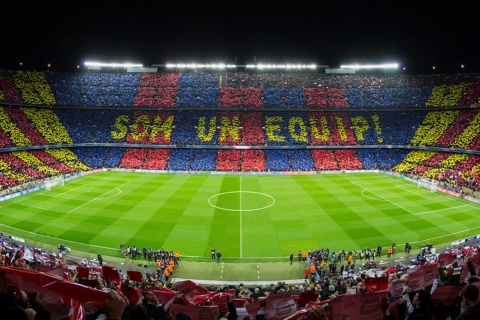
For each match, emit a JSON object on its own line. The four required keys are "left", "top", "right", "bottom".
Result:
{"left": 3, "top": 1, "right": 479, "bottom": 74}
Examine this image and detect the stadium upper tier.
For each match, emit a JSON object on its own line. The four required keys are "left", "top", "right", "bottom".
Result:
{"left": 0, "top": 69, "right": 479, "bottom": 193}
{"left": 0, "top": 69, "right": 479, "bottom": 109}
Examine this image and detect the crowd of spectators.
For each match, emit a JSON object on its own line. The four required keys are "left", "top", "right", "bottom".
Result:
{"left": 2, "top": 232, "right": 480, "bottom": 319}
{"left": 2, "top": 69, "right": 480, "bottom": 318}
{"left": 1, "top": 69, "right": 480, "bottom": 194}
{"left": 3, "top": 69, "right": 479, "bottom": 110}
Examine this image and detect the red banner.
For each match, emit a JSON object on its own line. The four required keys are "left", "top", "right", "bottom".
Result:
{"left": 264, "top": 291, "right": 297, "bottom": 320}
{"left": 36, "top": 263, "right": 55, "bottom": 272}
{"left": 296, "top": 292, "right": 319, "bottom": 306}
{"left": 127, "top": 270, "right": 144, "bottom": 282}
{"left": 365, "top": 276, "right": 389, "bottom": 293}
{"left": 0, "top": 265, "right": 108, "bottom": 309}
{"left": 284, "top": 301, "right": 330, "bottom": 320}
{"left": 438, "top": 252, "right": 457, "bottom": 267}
{"left": 407, "top": 262, "right": 438, "bottom": 291}
{"left": 121, "top": 284, "right": 141, "bottom": 304}
{"left": 174, "top": 280, "right": 209, "bottom": 302}
{"left": 431, "top": 285, "right": 463, "bottom": 306}
{"left": 324, "top": 291, "right": 385, "bottom": 320}
{"left": 77, "top": 279, "right": 99, "bottom": 288}
{"left": 145, "top": 286, "right": 178, "bottom": 304}
{"left": 101, "top": 265, "right": 121, "bottom": 284}
{"left": 388, "top": 279, "right": 405, "bottom": 298}
{"left": 76, "top": 266, "right": 90, "bottom": 278}
{"left": 245, "top": 300, "right": 262, "bottom": 318}
{"left": 193, "top": 291, "right": 226, "bottom": 304}
{"left": 471, "top": 252, "right": 480, "bottom": 271}
{"left": 169, "top": 304, "right": 218, "bottom": 320}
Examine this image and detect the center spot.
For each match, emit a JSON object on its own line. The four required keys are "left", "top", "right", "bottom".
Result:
{"left": 208, "top": 191, "right": 275, "bottom": 212}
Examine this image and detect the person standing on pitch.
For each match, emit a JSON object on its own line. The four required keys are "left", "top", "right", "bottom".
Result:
{"left": 290, "top": 252, "right": 294, "bottom": 265}
{"left": 216, "top": 250, "right": 222, "bottom": 262}
{"left": 211, "top": 248, "right": 216, "bottom": 259}
{"left": 377, "top": 245, "right": 382, "bottom": 258}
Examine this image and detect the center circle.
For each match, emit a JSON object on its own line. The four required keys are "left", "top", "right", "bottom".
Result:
{"left": 208, "top": 191, "right": 275, "bottom": 211}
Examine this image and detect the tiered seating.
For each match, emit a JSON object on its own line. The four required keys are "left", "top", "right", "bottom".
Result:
{"left": 216, "top": 149, "right": 241, "bottom": 171}
{"left": 134, "top": 73, "right": 180, "bottom": 108}
{"left": 1, "top": 69, "right": 480, "bottom": 193}
{"left": 46, "top": 72, "right": 141, "bottom": 107}
{"left": 70, "top": 147, "right": 124, "bottom": 169}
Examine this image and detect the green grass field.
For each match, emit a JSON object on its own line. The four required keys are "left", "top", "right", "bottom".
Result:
{"left": 1, "top": 171, "right": 479, "bottom": 264}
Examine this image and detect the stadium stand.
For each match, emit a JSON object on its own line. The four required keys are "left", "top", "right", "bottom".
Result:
{"left": 1, "top": 68, "right": 480, "bottom": 319}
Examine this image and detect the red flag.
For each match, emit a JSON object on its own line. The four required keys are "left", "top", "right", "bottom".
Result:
{"left": 78, "top": 279, "right": 100, "bottom": 288}
{"left": 164, "top": 293, "right": 191, "bottom": 313}
{"left": 76, "top": 266, "right": 90, "bottom": 278}
{"left": 69, "top": 299, "right": 86, "bottom": 320}
{"left": 144, "top": 286, "right": 177, "bottom": 304}
{"left": 0, "top": 265, "right": 108, "bottom": 309}
{"left": 471, "top": 253, "right": 480, "bottom": 272}
{"left": 388, "top": 279, "right": 405, "bottom": 298}
{"left": 365, "top": 276, "right": 389, "bottom": 293}
{"left": 127, "top": 270, "right": 144, "bottom": 282}
{"left": 102, "top": 265, "right": 121, "bottom": 284}
{"left": 163, "top": 294, "right": 178, "bottom": 312}
{"left": 121, "top": 284, "right": 140, "bottom": 304}
{"left": 326, "top": 291, "right": 385, "bottom": 320}
{"left": 431, "top": 285, "right": 463, "bottom": 306}
{"left": 407, "top": 262, "right": 438, "bottom": 291}
{"left": 174, "top": 280, "right": 209, "bottom": 302}
{"left": 264, "top": 291, "right": 297, "bottom": 320}
{"left": 245, "top": 300, "right": 262, "bottom": 319}
{"left": 193, "top": 291, "right": 224, "bottom": 304}
{"left": 438, "top": 252, "right": 457, "bottom": 267}
{"left": 296, "top": 292, "right": 319, "bottom": 306}
{"left": 284, "top": 302, "right": 330, "bottom": 320}
{"left": 232, "top": 297, "right": 251, "bottom": 308}
{"left": 461, "top": 260, "right": 471, "bottom": 283}
{"left": 169, "top": 304, "right": 218, "bottom": 319}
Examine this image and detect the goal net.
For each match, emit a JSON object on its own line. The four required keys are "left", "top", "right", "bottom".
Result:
{"left": 45, "top": 177, "right": 65, "bottom": 191}
{"left": 417, "top": 178, "right": 437, "bottom": 193}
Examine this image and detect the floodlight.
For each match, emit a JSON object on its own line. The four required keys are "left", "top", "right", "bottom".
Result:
{"left": 84, "top": 61, "right": 143, "bottom": 68}
{"left": 339, "top": 63, "right": 399, "bottom": 69}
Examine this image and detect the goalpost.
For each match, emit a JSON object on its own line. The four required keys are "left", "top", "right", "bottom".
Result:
{"left": 417, "top": 178, "right": 437, "bottom": 193}
{"left": 45, "top": 176, "right": 65, "bottom": 191}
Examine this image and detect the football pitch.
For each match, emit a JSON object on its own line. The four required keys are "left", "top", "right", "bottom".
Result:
{"left": 1, "top": 171, "right": 479, "bottom": 263}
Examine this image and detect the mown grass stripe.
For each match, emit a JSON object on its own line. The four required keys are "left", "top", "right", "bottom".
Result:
{"left": 1, "top": 172, "right": 479, "bottom": 260}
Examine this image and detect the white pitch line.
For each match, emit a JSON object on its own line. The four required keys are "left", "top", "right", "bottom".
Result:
{"left": 0, "top": 184, "right": 85, "bottom": 209}
{"left": 50, "top": 184, "right": 86, "bottom": 198}
{"left": 396, "top": 182, "right": 476, "bottom": 207}
{"left": 67, "top": 181, "right": 129, "bottom": 213}
{"left": 351, "top": 181, "right": 415, "bottom": 214}
{"left": 409, "top": 226, "right": 480, "bottom": 244}
{"left": 17, "top": 204, "right": 66, "bottom": 214}
{"left": 0, "top": 223, "right": 120, "bottom": 251}
{"left": 412, "top": 204, "right": 470, "bottom": 216}
{"left": 394, "top": 184, "right": 432, "bottom": 199}
{"left": 360, "top": 189, "right": 386, "bottom": 201}
{"left": 240, "top": 177, "right": 243, "bottom": 259}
